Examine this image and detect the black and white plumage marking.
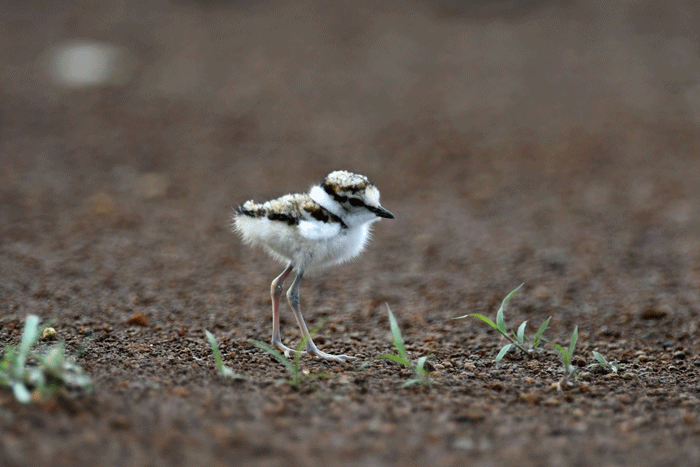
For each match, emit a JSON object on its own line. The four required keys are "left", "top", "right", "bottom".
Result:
{"left": 233, "top": 170, "right": 394, "bottom": 362}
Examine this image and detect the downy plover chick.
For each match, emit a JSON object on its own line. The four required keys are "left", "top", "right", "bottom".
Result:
{"left": 233, "top": 170, "right": 394, "bottom": 362}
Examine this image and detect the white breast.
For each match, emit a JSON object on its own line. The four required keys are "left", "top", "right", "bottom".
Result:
{"left": 318, "top": 223, "right": 371, "bottom": 268}
{"left": 234, "top": 214, "right": 373, "bottom": 273}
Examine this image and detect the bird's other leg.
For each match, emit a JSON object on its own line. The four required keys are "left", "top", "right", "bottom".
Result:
{"left": 270, "top": 264, "right": 303, "bottom": 357}
{"left": 286, "top": 270, "right": 357, "bottom": 363}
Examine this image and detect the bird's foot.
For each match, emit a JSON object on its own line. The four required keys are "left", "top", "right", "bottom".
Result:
{"left": 306, "top": 344, "right": 357, "bottom": 363}
{"left": 273, "top": 341, "right": 308, "bottom": 359}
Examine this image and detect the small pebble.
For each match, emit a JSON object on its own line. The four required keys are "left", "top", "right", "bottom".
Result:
{"left": 641, "top": 307, "right": 668, "bottom": 320}
{"left": 673, "top": 351, "right": 686, "bottom": 360}
{"left": 127, "top": 312, "right": 149, "bottom": 327}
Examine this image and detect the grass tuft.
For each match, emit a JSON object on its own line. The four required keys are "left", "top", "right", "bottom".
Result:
{"left": 0, "top": 315, "right": 92, "bottom": 403}
{"left": 454, "top": 284, "right": 550, "bottom": 362}
{"left": 205, "top": 330, "right": 244, "bottom": 380}
{"left": 374, "top": 304, "right": 433, "bottom": 388}
{"left": 553, "top": 326, "right": 578, "bottom": 391}
{"left": 590, "top": 351, "right": 619, "bottom": 374}
{"left": 249, "top": 326, "right": 331, "bottom": 387}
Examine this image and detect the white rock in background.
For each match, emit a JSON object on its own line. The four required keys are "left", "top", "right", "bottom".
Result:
{"left": 46, "top": 40, "right": 135, "bottom": 88}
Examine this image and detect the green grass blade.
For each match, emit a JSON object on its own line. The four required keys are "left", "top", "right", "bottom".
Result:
{"left": 465, "top": 314, "right": 499, "bottom": 331}
{"left": 206, "top": 331, "right": 242, "bottom": 379}
{"left": 17, "top": 315, "right": 41, "bottom": 372}
{"left": 503, "top": 283, "right": 524, "bottom": 302}
{"left": 415, "top": 355, "right": 429, "bottom": 372}
{"left": 386, "top": 305, "right": 407, "bottom": 360}
{"left": 592, "top": 351, "right": 606, "bottom": 365}
{"left": 400, "top": 379, "right": 421, "bottom": 388}
{"left": 495, "top": 284, "right": 523, "bottom": 334}
{"left": 13, "top": 382, "right": 31, "bottom": 404}
{"left": 376, "top": 354, "right": 411, "bottom": 368}
{"left": 204, "top": 329, "right": 243, "bottom": 379}
{"left": 250, "top": 340, "right": 297, "bottom": 375}
{"left": 500, "top": 283, "right": 523, "bottom": 315}
{"left": 205, "top": 330, "right": 225, "bottom": 370}
{"left": 553, "top": 343, "right": 570, "bottom": 366}
{"left": 534, "top": 317, "right": 551, "bottom": 345}
{"left": 294, "top": 337, "right": 307, "bottom": 369}
{"left": 569, "top": 326, "right": 578, "bottom": 357}
{"left": 18, "top": 315, "right": 41, "bottom": 353}
{"left": 516, "top": 321, "right": 527, "bottom": 344}
{"left": 495, "top": 344, "right": 513, "bottom": 362}
{"left": 291, "top": 323, "right": 323, "bottom": 371}
{"left": 496, "top": 305, "right": 506, "bottom": 334}
{"left": 26, "top": 367, "right": 45, "bottom": 388}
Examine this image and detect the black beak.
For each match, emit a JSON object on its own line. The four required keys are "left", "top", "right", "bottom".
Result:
{"left": 371, "top": 205, "right": 395, "bottom": 219}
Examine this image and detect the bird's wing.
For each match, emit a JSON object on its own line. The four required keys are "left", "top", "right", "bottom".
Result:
{"left": 298, "top": 219, "right": 342, "bottom": 240}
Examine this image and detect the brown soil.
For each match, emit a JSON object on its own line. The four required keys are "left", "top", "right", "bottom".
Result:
{"left": 1, "top": 1, "right": 700, "bottom": 466}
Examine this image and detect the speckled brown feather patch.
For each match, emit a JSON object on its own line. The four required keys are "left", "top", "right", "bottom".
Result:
{"left": 236, "top": 193, "right": 347, "bottom": 228}
{"left": 321, "top": 171, "right": 373, "bottom": 195}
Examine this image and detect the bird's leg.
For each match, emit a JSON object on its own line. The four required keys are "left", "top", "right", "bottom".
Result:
{"left": 270, "top": 264, "right": 303, "bottom": 357}
{"left": 286, "top": 270, "right": 357, "bottom": 363}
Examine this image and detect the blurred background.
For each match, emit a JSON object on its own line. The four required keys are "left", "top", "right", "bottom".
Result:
{"left": 1, "top": 0, "right": 699, "bottom": 323}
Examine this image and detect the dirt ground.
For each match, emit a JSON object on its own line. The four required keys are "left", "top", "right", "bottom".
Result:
{"left": 2, "top": 0, "right": 700, "bottom": 466}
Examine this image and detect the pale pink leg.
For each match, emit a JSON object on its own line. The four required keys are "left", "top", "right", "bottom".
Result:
{"left": 286, "top": 271, "right": 357, "bottom": 363}
{"left": 270, "top": 265, "right": 303, "bottom": 357}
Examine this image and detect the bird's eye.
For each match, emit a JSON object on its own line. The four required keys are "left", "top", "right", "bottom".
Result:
{"left": 348, "top": 198, "right": 364, "bottom": 207}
